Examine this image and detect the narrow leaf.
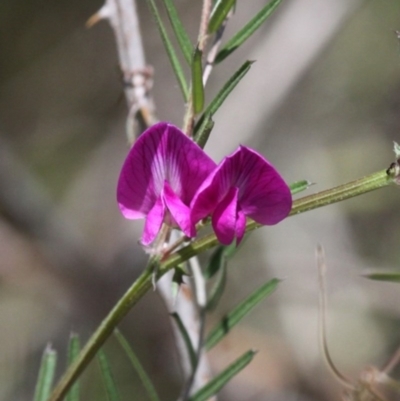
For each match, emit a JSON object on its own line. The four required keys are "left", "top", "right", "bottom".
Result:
{"left": 114, "top": 330, "right": 161, "bottom": 401}
{"left": 363, "top": 273, "right": 400, "bottom": 283}
{"left": 206, "top": 256, "right": 227, "bottom": 311}
{"left": 216, "top": 0, "right": 282, "bottom": 63}
{"left": 33, "top": 345, "right": 57, "bottom": 401}
{"left": 192, "top": 47, "right": 205, "bottom": 114}
{"left": 222, "top": 241, "right": 239, "bottom": 259}
{"left": 146, "top": 0, "right": 189, "bottom": 100}
{"left": 208, "top": 0, "right": 236, "bottom": 34}
{"left": 162, "top": 0, "right": 193, "bottom": 64}
{"left": 290, "top": 180, "right": 314, "bottom": 195}
{"left": 194, "top": 60, "right": 253, "bottom": 135}
{"left": 98, "top": 350, "right": 120, "bottom": 401}
{"left": 170, "top": 312, "right": 197, "bottom": 370}
{"left": 66, "top": 334, "right": 81, "bottom": 401}
{"left": 205, "top": 278, "right": 280, "bottom": 350}
{"left": 204, "top": 246, "right": 225, "bottom": 279}
{"left": 194, "top": 113, "right": 214, "bottom": 149}
{"left": 188, "top": 350, "right": 256, "bottom": 401}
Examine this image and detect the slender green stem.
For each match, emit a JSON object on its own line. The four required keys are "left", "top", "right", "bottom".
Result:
{"left": 48, "top": 261, "right": 155, "bottom": 401}
{"left": 160, "top": 169, "right": 395, "bottom": 271}
{"left": 47, "top": 167, "right": 397, "bottom": 401}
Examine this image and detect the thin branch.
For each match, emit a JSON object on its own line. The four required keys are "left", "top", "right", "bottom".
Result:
{"left": 202, "top": 11, "right": 232, "bottom": 86}
{"left": 88, "top": 1, "right": 216, "bottom": 395}
{"left": 87, "top": 0, "right": 157, "bottom": 143}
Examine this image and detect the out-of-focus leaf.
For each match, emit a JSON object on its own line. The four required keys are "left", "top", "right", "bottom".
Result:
{"left": 162, "top": 0, "right": 193, "bottom": 64}
{"left": 33, "top": 345, "right": 57, "bottom": 401}
{"left": 66, "top": 334, "right": 80, "bottom": 401}
{"left": 97, "top": 350, "right": 120, "bottom": 401}
{"left": 170, "top": 312, "right": 197, "bottom": 370}
{"left": 222, "top": 241, "right": 238, "bottom": 259}
{"left": 188, "top": 350, "right": 256, "bottom": 401}
{"left": 204, "top": 246, "right": 225, "bottom": 279}
{"left": 114, "top": 330, "right": 160, "bottom": 401}
{"left": 216, "top": 0, "right": 282, "bottom": 63}
{"left": 192, "top": 47, "right": 205, "bottom": 114}
{"left": 195, "top": 60, "right": 253, "bottom": 135}
{"left": 208, "top": 0, "right": 236, "bottom": 34}
{"left": 290, "top": 180, "right": 314, "bottom": 195}
{"left": 146, "top": 0, "right": 189, "bottom": 100}
{"left": 205, "top": 278, "right": 280, "bottom": 350}
{"left": 363, "top": 273, "right": 400, "bottom": 283}
{"left": 206, "top": 256, "right": 227, "bottom": 311}
{"left": 194, "top": 113, "right": 214, "bottom": 148}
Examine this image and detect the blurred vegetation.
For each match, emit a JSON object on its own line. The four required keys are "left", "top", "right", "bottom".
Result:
{"left": 1, "top": 1, "right": 400, "bottom": 401}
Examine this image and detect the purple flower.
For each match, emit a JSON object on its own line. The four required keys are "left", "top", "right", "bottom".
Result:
{"left": 191, "top": 146, "right": 292, "bottom": 245}
{"left": 117, "top": 122, "right": 216, "bottom": 245}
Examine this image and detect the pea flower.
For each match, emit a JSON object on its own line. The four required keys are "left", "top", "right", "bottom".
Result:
{"left": 191, "top": 146, "right": 292, "bottom": 245}
{"left": 117, "top": 122, "right": 216, "bottom": 245}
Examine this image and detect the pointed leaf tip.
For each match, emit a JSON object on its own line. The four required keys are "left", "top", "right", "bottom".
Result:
{"left": 208, "top": 0, "right": 236, "bottom": 34}
{"left": 215, "top": 0, "right": 282, "bottom": 63}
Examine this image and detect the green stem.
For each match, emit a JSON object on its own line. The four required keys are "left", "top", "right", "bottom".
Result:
{"left": 47, "top": 168, "right": 396, "bottom": 401}
{"left": 48, "top": 262, "right": 155, "bottom": 401}
{"left": 161, "top": 169, "right": 394, "bottom": 271}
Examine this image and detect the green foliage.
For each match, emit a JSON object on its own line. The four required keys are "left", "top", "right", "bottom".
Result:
{"left": 162, "top": 0, "right": 193, "bottom": 64}
{"left": 206, "top": 256, "right": 227, "bottom": 311}
{"left": 194, "top": 114, "right": 214, "bottom": 148}
{"left": 204, "top": 246, "right": 226, "bottom": 279}
{"left": 188, "top": 350, "right": 256, "bottom": 401}
{"left": 195, "top": 60, "right": 254, "bottom": 136}
{"left": 146, "top": 0, "right": 189, "bottom": 100}
{"left": 205, "top": 278, "right": 281, "bottom": 350}
{"left": 114, "top": 330, "right": 161, "bottom": 401}
{"left": 66, "top": 334, "right": 81, "bottom": 401}
{"left": 208, "top": 0, "right": 236, "bottom": 34}
{"left": 33, "top": 345, "right": 57, "bottom": 401}
{"left": 192, "top": 47, "right": 205, "bottom": 114}
{"left": 363, "top": 272, "right": 400, "bottom": 282}
{"left": 97, "top": 350, "right": 121, "bottom": 401}
{"left": 170, "top": 313, "right": 197, "bottom": 370}
{"left": 216, "top": 0, "right": 283, "bottom": 63}
{"left": 290, "top": 180, "right": 313, "bottom": 195}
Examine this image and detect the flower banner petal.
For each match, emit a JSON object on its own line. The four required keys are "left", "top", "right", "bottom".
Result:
{"left": 236, "top": 146, "right": 292, "bottom": 225}
{"left": 117, "top": 122, "right": 216, "bottom": 223}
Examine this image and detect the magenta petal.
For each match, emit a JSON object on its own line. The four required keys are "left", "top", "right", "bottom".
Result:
{"left": 117, "top": 122, "right": 216, "bottom": 220}
{"left": 142, "top": 196, "right": 165, "bottom": 245}
{"left": 236, "top": 146, "right": 292, "bottom": 225}
{"left": 235, "top": 210, "right": 246, "bottom": 245}
{"left": 163, "top": 181, "right": 195, "bottom": 238}
{"left": 212, "top": 187, "right": 239, "bottom": 245}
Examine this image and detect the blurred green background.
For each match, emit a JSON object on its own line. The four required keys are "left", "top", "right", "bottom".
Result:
{"left": 1, "top": 0, "right": 400, "bottom": 400}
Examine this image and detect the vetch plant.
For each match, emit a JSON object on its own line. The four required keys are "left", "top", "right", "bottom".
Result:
{"left": 30, "top": 1, "right": 400, "bottom": 401}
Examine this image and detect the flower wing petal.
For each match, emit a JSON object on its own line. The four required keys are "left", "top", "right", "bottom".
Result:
{"left": 142, "top": 195, "right": 165, "bottom": 245}
{"left": 236, "top": 210, "right": 247, "bottom": 245}
{"left": 163, "top": 181, "right": 195, "bottom": 238}
{"left": 212, "top": 187, "right": 239, "bottom": 245}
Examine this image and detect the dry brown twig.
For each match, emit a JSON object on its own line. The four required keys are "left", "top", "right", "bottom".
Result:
{"left": 87, "top": 0, "right": 157, "bottom": 144}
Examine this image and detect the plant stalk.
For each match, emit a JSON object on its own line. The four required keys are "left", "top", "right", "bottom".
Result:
{"left": 47, "top": 167, "right": 397, "bottom": 401}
